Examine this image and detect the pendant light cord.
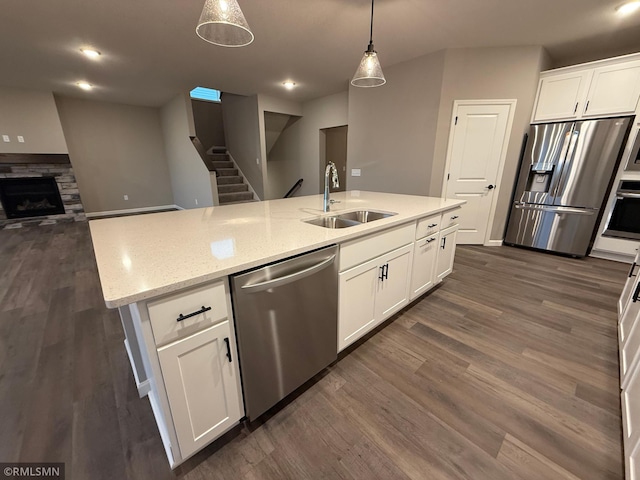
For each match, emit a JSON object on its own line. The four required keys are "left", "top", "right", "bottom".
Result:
{"left": 368, "top": 0, "right": 375, "bottom": 50}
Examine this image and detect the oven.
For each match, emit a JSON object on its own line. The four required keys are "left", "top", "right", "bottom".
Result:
{"left": 604, "top": 180, "right": 640, "bottom": 240}
{"left": 625, "top": 126, "right": 640, "bottom": 172}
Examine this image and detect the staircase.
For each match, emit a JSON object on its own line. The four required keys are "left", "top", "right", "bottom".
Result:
{"left": 208, "top": 149, "right": 255, "bottom": 205}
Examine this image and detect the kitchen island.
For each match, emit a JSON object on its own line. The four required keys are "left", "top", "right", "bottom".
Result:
{"left": 89, "top": 191, "right": 464, "bottom": 467}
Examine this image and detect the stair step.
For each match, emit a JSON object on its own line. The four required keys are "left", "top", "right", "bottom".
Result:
{"left": 221, "top": 199, "right": 257, "bottom": 205}
{"left": 208, "top": 153, "right": 229, "bottom": 162}
{"left": 218, "top": 183, "right": 248, "bottom": 194}
{"left": 217, "top": 175, "right": 243, "bottom": 185}
{"left": 216, "top": 168, "right": 238, "bottom": 176}
{"left": 211, "top": 161, "right": 234, "bottom": 170}
{"left": 219, "top": 191, "right": 254, "bottom": 204}
{"left": 210, "top": 146, "right": 227, "bottom": 154}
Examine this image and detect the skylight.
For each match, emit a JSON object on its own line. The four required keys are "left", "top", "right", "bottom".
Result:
{"left": 190, "top": 87, "right": 221, "bottom": 102}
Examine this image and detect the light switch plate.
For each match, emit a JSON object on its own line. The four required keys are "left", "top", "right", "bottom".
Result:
{"left": 351, "top": 168, "right": 361, "bottom": 177}
{"left": 17, "top": 136, "right": 24, "bottom": 143}
{"left": 2, "top": 135, "right": 9, "bottom": 143}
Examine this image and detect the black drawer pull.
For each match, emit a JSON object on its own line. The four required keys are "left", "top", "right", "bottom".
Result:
{"left": 428, "top": 223, "right": 438, "bottom": 228}
{"left": 224, "top": 337, "right": 232, "bottom": 363}
{"left": 176, "top": 305, "right": 211, "bottom": 322}
{"left": 424, "top": 237, "right": 437, "bottom": 245}
{"left": 629, "top": 262, "right": 638, "bottom": 278}
{"left": 633, "top": 282, "right": 640, "bottom": 303}
{"left": 451, "top": 215, "right": 459, "bottom": 220}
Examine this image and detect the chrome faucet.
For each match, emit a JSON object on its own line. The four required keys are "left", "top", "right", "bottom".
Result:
{"left": 323, "top": 161, "right": 340, "bottom": 212}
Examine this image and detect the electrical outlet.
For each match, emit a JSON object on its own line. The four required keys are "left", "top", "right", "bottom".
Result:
{"left": 17, "top": 136, "right": 24, "bottom": 143}
{"left": 256, "top": 158, "right": 260, "bottom": 165}
{"left": 351, "top": 168, "right": 361, "bottom": 177}
{"left": 2, "top": 135, "right": 9, "bottom": 143}
{"left": 124, "top": 195, "right": 129, "bottom": 200}
{"left": 195, "top": 199, "right": 198, "bottom": 205}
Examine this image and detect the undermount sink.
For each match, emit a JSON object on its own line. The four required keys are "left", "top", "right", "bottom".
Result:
{"left": 304, "top": 210, "right": 397, "bottom": 229}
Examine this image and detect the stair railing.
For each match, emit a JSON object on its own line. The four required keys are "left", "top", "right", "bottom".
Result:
{"left": 284, "top": 179, "right": 303, "bottom": 198}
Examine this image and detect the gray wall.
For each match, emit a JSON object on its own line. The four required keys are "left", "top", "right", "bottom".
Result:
{"left": 191, "top": 99, "right": 225, "bottom": 151}
{"left": 265, "top": 117, "right": 303, "bottom": 199}
{"left": 221, "top": 93, "right": 264, "bottom": 199}
{"left": 161, "top": 93, "right": 213, "bottom": 209}
{"left": 55, "top": 95, "right": 174, "bottom": 213}
{"left": 432, "top": 46, "right": 547, "bottom": 240}
{"left": 347, "top": 51, "right": 446, "bottom": 195}
{"left": 0, "top": 87, "right": 68, "bottom": 154}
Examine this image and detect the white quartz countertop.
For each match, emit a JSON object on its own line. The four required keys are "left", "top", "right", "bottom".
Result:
{"left": 89, "top": 191, "right": 464, "bottom": 308}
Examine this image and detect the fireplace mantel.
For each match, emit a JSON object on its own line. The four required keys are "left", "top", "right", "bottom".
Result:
{"left": 0, "top": 153, "right": 71, "bottom": 165}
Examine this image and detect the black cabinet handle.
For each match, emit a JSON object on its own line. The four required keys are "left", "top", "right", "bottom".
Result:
{"left": 176, "top": 305, "right": 211, "bottom": 322}
{"left": 451, "top": 215, "right": 459, "bottom": 220}
{"left": 223, "top": 337, "right": 232, "bottom": 362}
{"left": 379, "top": 265, "right": 385, "bottom": 281}
{"left": 441, "top": 237, "right": 447, "bottom": 250}
{"left": 486, "top": 185, "right": 495, "bottom": 190}
{"left": 629, "top": 262, "right": 638, "bottom": 278}
{"left": 428, "top": 223, "right": 438, "bottom": 228}
{"left": 423, "top": 237, "right": 437, "bottom": 245}
{"left": 585, "top": 100, "right": 590, "bottom": 113}
{"left": 633, "top": 282, "right": 640, "bottom": 303}
{"left": 384, "top": 263, "right": 389, "bottom": 280}
{"left": 574, "top": 102, "right": 578, "bottom": 114}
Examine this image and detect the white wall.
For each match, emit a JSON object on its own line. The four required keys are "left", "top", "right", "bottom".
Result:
{"left": 432, "top": 46, "right": 547, "bottom": 240}
{"left": 221, "top": 93, "right": 264, "bottom": 199}
{"left": 0, "top": 86, "right": 68, "bottom": 154}
{"left": 260, "top": 91, "right": 349, "bottom": 199}
{"left": 161, "top": 93, "right": 213, "bottom": 209}
{"left": 55, "top": 96, "right": 174, "bottom": 213}
{"left": 347, "top": 51, "right": 446, "bottom": 195}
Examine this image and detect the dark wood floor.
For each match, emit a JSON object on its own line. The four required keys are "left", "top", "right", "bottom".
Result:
{"left": 0, "top": 222, "right": 628, "bottom": 479}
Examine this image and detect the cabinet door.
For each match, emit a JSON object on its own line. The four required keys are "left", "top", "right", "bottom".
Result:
{"left": 584, "top": 62, "right": 640, "bottom": 118}
{"left": 410, "top": 235, "right": 439, "bottom": 300}
{"left": 338, "top": 257, "right": 379, "bottom": 351}
{"left": 622, "top": 360, "right": 640, "bottom": 479}
{"left": 375, "top": 244, "right": 413, "bottom": 321}
{"left": 621, "top": 306, "right": 640, "bottom": 386}
{"left": 532, "top": 71, "right": 591, "bottom": 123}
{"left": 621, "top": 258, "right": 640, "bottom": 317}
{"left": 158, "top": 321, "right": 243, "bottom": 459}
{"left": 621, "top": 280, "right": 640, "bottom": 344}
{"left": 435, "top": 227, "right": 458, "bottom": 282}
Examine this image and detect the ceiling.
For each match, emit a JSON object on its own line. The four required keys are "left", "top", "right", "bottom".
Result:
{"left": 3, "top": 0, "right": 640, "bottom": 107}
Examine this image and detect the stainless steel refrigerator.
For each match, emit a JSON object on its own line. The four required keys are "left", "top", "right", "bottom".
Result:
{"left": 504, "top": 117, "right": 632, "bottom": 257}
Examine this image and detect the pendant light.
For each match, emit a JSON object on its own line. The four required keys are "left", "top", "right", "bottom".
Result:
{"left": 351, "top": 0, "right": 386, "bottom": 87}
{"left": 196, "top": 0, "right": 254, "bottom": 47}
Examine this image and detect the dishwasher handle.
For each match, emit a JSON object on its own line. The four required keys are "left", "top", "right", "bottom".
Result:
{"left": 240, "top": 254, "right": 336, "bottom": 293}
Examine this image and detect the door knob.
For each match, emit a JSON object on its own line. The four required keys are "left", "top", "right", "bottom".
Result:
{"left": 486, "top": 184, "right": 495, "bottom": 190}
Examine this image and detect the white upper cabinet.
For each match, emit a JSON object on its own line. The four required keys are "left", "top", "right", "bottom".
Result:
{"left": 532, "top": 55, "right": 640, "bottom": 123}
{"left": 584, "top": 62, "right": 640, "bottom": 118}
{"left": 532, "top": 71, "right": 591, "bottom": 122}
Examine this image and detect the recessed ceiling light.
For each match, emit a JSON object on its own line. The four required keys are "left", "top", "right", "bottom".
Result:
{"left": 283, "top": 81, "right": 296, "bottom": 90}
{"left": 617, "top": 1, "right": 640, "bottom": 14}
{"left": 76, "top": 82, "right": 93, "bottom": 91}
{"left": 80, "top": 48, "right": 101, "bottom": 59}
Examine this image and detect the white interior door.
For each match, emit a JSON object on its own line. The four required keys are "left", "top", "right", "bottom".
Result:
{"left": 443, "top": 101, "right": 515, "bottom": 245}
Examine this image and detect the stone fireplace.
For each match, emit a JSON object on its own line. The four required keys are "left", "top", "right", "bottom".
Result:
{"left": 0, "top": 153, "right": 86, "bottom": 229}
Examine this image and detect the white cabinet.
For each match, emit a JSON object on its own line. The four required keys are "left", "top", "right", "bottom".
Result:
{"left": 410, "top": 234, "right": 439, "bottom": 300}
{"left": 436, "top": 225, "right": 458, "bottom": 281}
{"left": 622, "top": 359, "right": 640, "bottom": 480}
{"left": 338, "top": 244, "right": 413, "bottom": 351}
{"left": 157, "top": 320, "right": 243, "bottom": 459}
{"left": 532, "top": 71, "right": 591, "bottom": 123}
{"left": 532, "top": 57, "right": 640, "bottom": 123}
{"left": 584, "top": 62, "right": 640, "bottom": 118}
{"left": 620, "top": 252, "right": 640, "bottom": 315}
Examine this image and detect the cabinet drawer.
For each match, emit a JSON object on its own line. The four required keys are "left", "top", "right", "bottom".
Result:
{"left": 415, "top": 213, "right": 441, "bottom": 240}
{"left": 340, "top": 222, "right": 415, "bottom": 272}
{"left": 148, "top": 280, "right": 229, "bottom": 347}
{"left": 441, "top": 207, "right": 461, "bottom": 230}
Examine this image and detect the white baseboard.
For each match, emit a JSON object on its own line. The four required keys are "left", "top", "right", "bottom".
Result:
{"left": 484, "top": 239, "right": 504, "bottom": 247}
{"left": 86, "top": 204, "right": 180, "bottom": 219}
{"left": 124, "top": 339, "right": 151, "bottom": 398}
{"left": 589, "top": 249, "right": 634, "bottom": 264}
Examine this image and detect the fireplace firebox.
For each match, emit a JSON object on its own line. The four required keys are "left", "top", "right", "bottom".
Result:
{"left": 0, "top": 177, "right": 65, "bottom": 219}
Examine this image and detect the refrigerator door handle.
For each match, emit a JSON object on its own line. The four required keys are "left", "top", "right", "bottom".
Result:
{"left": 617, "top": 192, "right": 640, "bottom": 199}
{"left": 551, "top": 129, "right": 580, "bottom": 200}
{"left": 514, "top": 204, "right": 596, "bottom": 215}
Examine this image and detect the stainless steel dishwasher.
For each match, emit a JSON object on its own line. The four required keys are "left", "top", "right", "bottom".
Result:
{"left": 230, "top": 244, "right": 338, "bottom": 421}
